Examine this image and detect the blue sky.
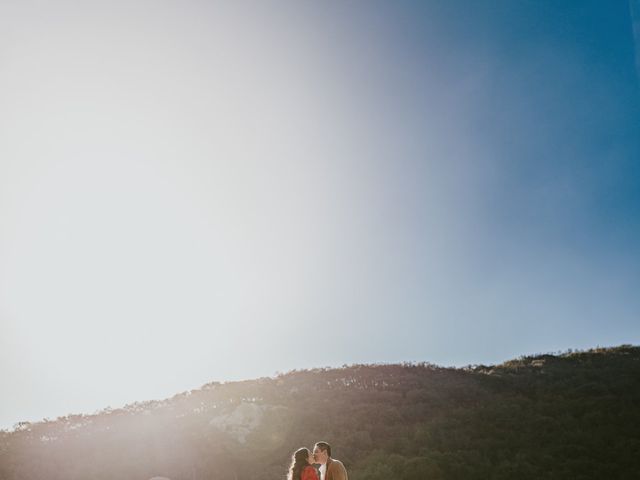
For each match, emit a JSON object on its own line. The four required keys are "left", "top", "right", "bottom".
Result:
{"left": 288, "top": 0, "right": 640, "bottom": 357}
{"left": 0, "top": 0, "right": 639, "bottom": 429}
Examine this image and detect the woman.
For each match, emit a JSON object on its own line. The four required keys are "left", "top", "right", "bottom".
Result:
{"left": 287, "top": 447, "right": 319, "bottom": 480}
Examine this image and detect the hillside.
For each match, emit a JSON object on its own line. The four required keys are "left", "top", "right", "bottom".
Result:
{"left": 1, "top": 345, "right": 639, "bottom": 479}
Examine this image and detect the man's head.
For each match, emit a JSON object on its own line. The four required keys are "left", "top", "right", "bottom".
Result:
{"left": 313, "top": 442, "right": 331, "bottom": 465}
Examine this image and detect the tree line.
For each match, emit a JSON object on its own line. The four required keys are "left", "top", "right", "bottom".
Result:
{"left": 1, "top": 345, "right": 639, "bottom": 479}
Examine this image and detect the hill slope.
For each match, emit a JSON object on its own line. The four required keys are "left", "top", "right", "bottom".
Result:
{"left": 1, "top": 345, "right": 639, "bottom": 479}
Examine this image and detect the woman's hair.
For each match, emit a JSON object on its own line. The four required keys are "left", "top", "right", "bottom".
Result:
{"left": 287, "top": 447, "right": 311, "bottom": 480}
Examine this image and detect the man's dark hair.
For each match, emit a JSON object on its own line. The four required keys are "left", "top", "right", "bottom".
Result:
{"left": 314, "top": 441, "right": 331, "bottom": 457}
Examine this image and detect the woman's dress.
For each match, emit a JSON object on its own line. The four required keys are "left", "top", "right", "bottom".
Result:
{"left": 301, "top": 465, "right": 319, "bottom": 480}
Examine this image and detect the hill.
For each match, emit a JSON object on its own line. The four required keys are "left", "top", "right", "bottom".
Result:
{"left": 1, "top": 345, "right": 639, "bottom": 479}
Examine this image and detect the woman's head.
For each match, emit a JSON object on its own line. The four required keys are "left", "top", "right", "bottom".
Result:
{"left": 287, "top": 447, "right": 313, "bottom": 480}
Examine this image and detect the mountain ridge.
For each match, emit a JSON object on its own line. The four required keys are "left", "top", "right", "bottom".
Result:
{"left": 1, "top": 344, "right": 639, "bottom": 479}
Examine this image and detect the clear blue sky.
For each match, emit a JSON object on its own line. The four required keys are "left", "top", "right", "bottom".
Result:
{"left": 0, "top": 0, "right": 639, "bottom": 430}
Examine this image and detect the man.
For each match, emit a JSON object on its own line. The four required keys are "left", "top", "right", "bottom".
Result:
{"left": 313, "top": 441, "right": 348, "bottom": 480}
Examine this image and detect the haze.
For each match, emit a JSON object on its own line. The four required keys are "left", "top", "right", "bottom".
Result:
{"left": 1, "top": 1, "right": 639, "bottom": 430}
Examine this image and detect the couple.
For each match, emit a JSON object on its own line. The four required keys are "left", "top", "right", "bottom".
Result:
{"left": 287, "top": 441, "right": 348, "bottom": 480}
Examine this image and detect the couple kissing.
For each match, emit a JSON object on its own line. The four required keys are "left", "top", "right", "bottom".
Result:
{"left": 287, "top": 441, "right": 348, "bottom": 480}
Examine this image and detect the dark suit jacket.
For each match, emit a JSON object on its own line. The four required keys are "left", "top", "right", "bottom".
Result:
{"left": 325, "top": 458, "right": 348, "bottom": 480}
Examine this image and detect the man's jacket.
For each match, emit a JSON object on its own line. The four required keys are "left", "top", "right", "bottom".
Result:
{"left": 325, "top": 458, "right": 348, "bottom": 480}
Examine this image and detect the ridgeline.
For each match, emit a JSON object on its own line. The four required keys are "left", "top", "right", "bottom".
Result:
{"left": 1, "top": 345, "right": 639, "bottom": 479}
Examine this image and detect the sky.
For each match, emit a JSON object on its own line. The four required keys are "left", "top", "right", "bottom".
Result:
{"left": 1, "top": 0, "right": 639, "bottom": 430}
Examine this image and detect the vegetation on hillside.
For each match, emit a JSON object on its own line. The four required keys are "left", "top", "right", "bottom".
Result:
{"left": 1, "top": 345, "right": 639, "bottom": 479}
